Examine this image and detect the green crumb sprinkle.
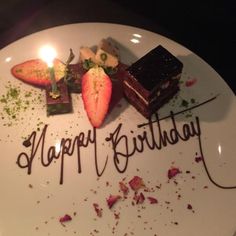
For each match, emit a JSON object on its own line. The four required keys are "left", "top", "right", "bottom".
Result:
{"left": 9, "top": 87, "right": 20, "bottom": 99}
{"left": 0, "top": 83, "right": 42, "bottom": 126}
{"left": 25, "top": 91, "right": 32, "bottom": 98}
{"left": 0, "top": 97, "right": 7, "bottom": 103}
{"left": 185, "top": 113, "right": 192, "bottom": 118}
{"left": 36, "top": 121, "right": 44, "bottom": 129}
{"left": 190, "top": 98, "right": 196, "bottom": 104}
{"left": 181, "top": 99, "right": 189, "bottom": 108}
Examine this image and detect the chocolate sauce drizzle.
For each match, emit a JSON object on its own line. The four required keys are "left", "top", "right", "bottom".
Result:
{"left": 137, "top": 95, "right": 219, "bottom": 128}
{"left": 198, "top": 136, "right": 236, "bottom": 189}
{"left": 138, "top": 94, "right": 236, "bottom": 190}
{"left": 16, "top": 94, "right": 236, "bottom": 189}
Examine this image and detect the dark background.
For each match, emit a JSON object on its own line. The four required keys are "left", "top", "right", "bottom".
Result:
{"left": 0, "top": 0, "right": 235, "bottom": 94}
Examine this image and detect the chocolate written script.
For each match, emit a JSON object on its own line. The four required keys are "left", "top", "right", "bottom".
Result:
{"left": 16, "top": 95, "right": 236, "bottom": 189}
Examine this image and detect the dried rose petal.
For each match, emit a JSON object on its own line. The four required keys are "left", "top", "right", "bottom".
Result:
{"left": 147, "top": 197, "right": 158, "bottom": 204}
{"left": 187, "top": 204, "right": 193, "bottom": 210}
{"left": 133, "top": 192, "right": 145, "bottom": 204}
{"left": 185, "top": 78, "right": 197, "bottom": 87}
{"left": 106, "top": 195, "right": 121, "bottom": 209}
{"left": 59, "top": 214, "right": 72, "bottom": 223}
{"left": 195, "top": 156, "right": 203, "bottom": 163}
{"left": 168, "top": 167, "right": 181, "bottom": 179}
{"left": 129, "top": 176, "right": 144, "bottom": 191}
{"left": 93, "top": 203, "right": 102, "bottom": 217}
{"left": 114, "top": 212, "right": 120, "bottom": 219}
{"left": 119, "top": 181, "right": 129, "bottom": 195}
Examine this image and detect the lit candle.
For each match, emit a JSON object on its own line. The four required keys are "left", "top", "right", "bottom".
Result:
{"left": 39, "top": 45, "right": 60, "bottom": 98}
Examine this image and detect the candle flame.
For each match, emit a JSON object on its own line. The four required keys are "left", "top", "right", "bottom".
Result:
{"left": 39, "top": 45, "right": 57, "bottom": 67}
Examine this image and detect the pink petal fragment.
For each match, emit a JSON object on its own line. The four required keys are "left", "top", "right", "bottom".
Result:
{"left": 195, "top": 156, "right": 203, "bottom": 163}
{"left": 106, "top": 195, "right": 121, "bottom": 209}
{"left": 133, "top": 192, "right": 145, "bottom": 204}
{"left": 187, "top": 204, "right": 193, "bottom": 210}
{"left": 129, "top": 176, "right": 144, "bottom": 191}
{"left": 185, "top": 78, "right": 197, "bottom": 87}
{"left": 114, "top": 212, "right": 120, "bottom": 219}
{"left": 119, "top": 181, "right": 129, "bottom": 195}
{"left": 93, "top": 203, "right": 102, "bottom": 217}
{"left": 147, "top": 197, "right": 158, "bottom": 204}
{"left": 59, "top": 214, "right": 72, "bottom": 223}
{"left": 168, "top": 167, "right": 181, "bottom": 179}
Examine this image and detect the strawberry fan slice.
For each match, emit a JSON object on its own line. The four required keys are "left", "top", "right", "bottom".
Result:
{"left": 82, "top": 66, "right": 112, "bottom": 128}
{"left": 11, "top": 59, "right": 65, "bottom": 87}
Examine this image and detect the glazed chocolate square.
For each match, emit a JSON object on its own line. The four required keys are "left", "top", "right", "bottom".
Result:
{"left": 123, "top": 45, "right": 183, "bottom": 118}
{"left": 126, "top": 45, "right": 183, "bottom": 99}
{"left": 46, "top": 80, "right": 72, "bottom": 115}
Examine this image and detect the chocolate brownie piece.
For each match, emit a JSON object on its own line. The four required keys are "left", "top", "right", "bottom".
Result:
{"left": 123, "top": 45, "right": 183, "bottom": 118}
{"left": 46, "top": 79, "right": 72, "bottom": 115}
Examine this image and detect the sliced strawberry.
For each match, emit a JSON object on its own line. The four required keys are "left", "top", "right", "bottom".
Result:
{"left": 11, "top": 59, "right": 65, "bottom": 87}
{"left": 82, "top": 66, "right": 112, "bottom": 128}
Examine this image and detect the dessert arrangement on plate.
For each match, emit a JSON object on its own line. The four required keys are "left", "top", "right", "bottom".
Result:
{"left": 11, "top": 38, "right": 183, "bottom": 126}
{"left": 1, "top": 24, "right": 236, "bottom": 236}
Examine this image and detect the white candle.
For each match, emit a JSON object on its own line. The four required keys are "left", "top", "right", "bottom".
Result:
{"left": 39, "top": 45, "right": 59, "bottom": 96}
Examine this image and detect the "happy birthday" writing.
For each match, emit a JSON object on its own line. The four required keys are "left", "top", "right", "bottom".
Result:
{"left": 17, "top": 110, "right": 201, "bottom": 185}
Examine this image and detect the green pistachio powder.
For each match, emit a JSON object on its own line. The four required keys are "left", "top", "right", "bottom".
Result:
{"left": 0, "top": 77, "right": 196, "bottom": 128}
{"left": 0, "top": 80, "right": 43, "bottom": 127}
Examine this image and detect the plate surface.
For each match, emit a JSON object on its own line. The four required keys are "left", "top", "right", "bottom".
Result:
{"left": 0, "top": 23, "right": 236, "bottom": 236}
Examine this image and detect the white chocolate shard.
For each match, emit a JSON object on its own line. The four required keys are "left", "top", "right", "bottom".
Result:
{"left": 79, "top": 47, "right": 96, "bottom": 62}
{"left": 95, "top": 48, "right": 119, "bottom": 68}
{"left": 98, "top": 39, "right": 119, "bottom": 58}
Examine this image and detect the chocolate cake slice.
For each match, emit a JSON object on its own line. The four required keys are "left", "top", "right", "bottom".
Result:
{"left": 123, "top": 45, "right": 183, "bottom": 118}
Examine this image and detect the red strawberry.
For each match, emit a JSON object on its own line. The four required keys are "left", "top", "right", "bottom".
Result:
{"left": 82, "top": 66, "right": 112, "bottom": 128}
{"left": 11, "top": 59, "right": 65, "bottom": 87}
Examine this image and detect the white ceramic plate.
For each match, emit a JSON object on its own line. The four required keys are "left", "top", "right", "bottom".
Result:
{"left": 0, "top": 23, "right": 235, "bottom": 236}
